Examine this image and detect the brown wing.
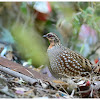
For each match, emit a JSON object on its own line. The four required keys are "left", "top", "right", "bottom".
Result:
{"left": 64, "top": 48, "right": 92, "bottom": 72}
{"left": 55, "top": 47, "right": 93, "bottom": 76}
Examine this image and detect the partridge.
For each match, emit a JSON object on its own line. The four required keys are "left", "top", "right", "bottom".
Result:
{"left": 43, "top": 32, "right": 93, "bottom": 78}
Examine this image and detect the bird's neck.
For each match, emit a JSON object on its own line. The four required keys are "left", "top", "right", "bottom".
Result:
{"left": 48, "top": 41, "right": 61, "bottom": 49}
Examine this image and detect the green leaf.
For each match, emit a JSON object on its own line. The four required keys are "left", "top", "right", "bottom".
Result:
{"left": 80, "top": 43, "right": 85, "bottom": 54}
{"left": 20, "top": 2, "right": 27, "bottom": 14}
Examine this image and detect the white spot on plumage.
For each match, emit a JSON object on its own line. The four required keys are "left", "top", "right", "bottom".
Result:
{"left": 68, "top": 60, "right": 70, "bottom": 62}
{"left": 64, "top": 58, "right": 67, "bottom": 60}
{"left": 66, "top": 54, "right": 68, "bottom": 56}
{"left": 68, "top": 57, "right": 70, "bottom": 59}
{"left": 66, "top": 62, "right": 68, "bottom": 65}
{"left": 75, "top": 66, "right": 77, "bottom": 68}
{"left": 67, "top": 65, "right": 70, "bottom": 67}
{"left": 61, "top": 60, "right": 63, "bottom": 63}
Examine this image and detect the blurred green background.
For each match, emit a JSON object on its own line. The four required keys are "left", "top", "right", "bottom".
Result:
{"left": 0, "top": 2, "right": 100, "bottom": 67}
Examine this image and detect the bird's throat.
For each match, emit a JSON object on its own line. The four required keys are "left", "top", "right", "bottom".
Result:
{"left": 48, "top": 39, "right": 60, "bottom": 49}
{"left": 48, "top": 42, "right": 55, "bottom": 49}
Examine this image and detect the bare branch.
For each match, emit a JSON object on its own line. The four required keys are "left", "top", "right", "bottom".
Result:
{"left": 86, "top": 45, "right": 100, "bottom": 59}
{"left": 0, "top": 65, "right": 37, "bottom": 84}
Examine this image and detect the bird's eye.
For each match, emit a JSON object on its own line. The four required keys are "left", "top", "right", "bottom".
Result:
{"left": 48, "top": 34, "right": 53, "bottom": 37}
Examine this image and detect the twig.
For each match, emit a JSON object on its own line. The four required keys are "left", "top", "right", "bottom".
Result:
{"left": 87, "top": 45, "right": 100, "bottom": 59}
{"left": 0, "top": 65, "right": 37, "bottom": 84}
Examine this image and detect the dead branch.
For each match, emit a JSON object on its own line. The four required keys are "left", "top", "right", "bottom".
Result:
{"left": 86, "top": 45, "right": 100, "bottom": 59}
{"left": 0, "top": 65, "right": 37, "bottom": 84}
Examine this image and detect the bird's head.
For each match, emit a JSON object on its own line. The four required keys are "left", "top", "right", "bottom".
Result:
{"left": 43, "top": 32, "right": 60, "bottom": 45}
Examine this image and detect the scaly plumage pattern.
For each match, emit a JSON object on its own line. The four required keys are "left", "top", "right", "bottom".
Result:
{"left": 43, "top": 32, "right": 93, "bottom": 78}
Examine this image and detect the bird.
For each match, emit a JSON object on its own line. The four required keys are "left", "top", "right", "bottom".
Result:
{"left": 43, "top": 32, "right": 94, "bottom": 78}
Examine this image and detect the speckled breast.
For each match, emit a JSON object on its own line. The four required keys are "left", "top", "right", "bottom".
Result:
{"left": 47, "top": 45, "right": 92, "bottom": 78}
{"left": 47, "top": 45, "right": 64, "bottom": 78}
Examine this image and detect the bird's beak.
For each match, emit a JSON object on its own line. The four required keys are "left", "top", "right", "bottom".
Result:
{"left": 43, "top": 34, "right": 47, "bottom": 38}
